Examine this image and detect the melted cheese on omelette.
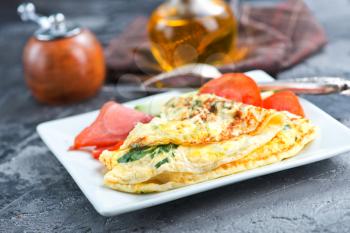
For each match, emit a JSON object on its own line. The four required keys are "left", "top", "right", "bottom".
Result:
{"left": 122, "top": 93, "right": 276, "bottom": 148}
{"left": 99, "top": 93, "right": 316, "bottom": 193}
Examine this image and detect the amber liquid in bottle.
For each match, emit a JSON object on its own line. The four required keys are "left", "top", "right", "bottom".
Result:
{"left": 148, "top": 0, "right": 238, "bottom": 71}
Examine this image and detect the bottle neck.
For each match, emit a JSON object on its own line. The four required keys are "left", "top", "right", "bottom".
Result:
{"left": 166, "top": 0, "right": 227, "bottom": 18}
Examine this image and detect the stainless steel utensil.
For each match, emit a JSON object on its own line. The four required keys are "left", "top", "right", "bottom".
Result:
{"left": 141, "top": 64, "right": 350, "bottom": 95}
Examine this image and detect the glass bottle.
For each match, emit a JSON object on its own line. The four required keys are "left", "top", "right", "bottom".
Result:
{"left": 148, "top": 0, "right": 238, "bottom": 71}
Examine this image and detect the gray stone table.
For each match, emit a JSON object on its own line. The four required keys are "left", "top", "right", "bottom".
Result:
{"left": 1, "top": 0, "right": 350, "bottom": 232}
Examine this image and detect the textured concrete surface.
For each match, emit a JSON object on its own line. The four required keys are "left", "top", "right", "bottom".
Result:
{"left": 1, "top": 0, "right": 350, "bottom": 232}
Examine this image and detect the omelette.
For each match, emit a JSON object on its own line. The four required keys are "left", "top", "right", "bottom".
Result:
{"left": 99, "top": 93, "right": 316, "bottom": 193}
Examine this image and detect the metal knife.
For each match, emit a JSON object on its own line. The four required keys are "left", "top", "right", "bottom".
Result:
{"left": 138, "top": 64, "right": 350, "bottom": 95}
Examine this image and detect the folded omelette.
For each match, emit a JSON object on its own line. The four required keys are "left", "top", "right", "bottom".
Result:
{"left": 99, "top": 93, "right": 316, "bottom": 193}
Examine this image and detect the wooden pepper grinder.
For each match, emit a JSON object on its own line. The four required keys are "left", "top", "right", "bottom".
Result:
{"left": 18, "top": 3, "right": 105, "bottom": 104}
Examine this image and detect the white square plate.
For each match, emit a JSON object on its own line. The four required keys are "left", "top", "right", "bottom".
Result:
{"left": 37, "top": 70, "right": 350, "bottom": 216}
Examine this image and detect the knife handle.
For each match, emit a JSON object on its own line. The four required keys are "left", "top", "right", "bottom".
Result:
{"left": 258, "top": 82, "right": 343, "bottom": 95}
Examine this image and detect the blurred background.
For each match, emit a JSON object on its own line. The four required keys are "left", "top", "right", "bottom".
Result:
{"left": 1, "top": 0, "right": 343, "bottom": 79}
{"left": 0, "top": 0, "right": 289, "bottom": 48}
{"left": 1, "top": 0, "right": 163, "bottom": 45}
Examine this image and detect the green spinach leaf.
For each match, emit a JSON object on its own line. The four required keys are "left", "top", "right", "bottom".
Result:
{"left": 117, "top": 144, "right": 178, "bottom": 163}
{"left": 155, "top": 158, "right": 169, "bottom": 168}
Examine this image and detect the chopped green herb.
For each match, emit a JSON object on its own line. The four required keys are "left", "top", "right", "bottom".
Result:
{"left": 194, "top": 99, "right": 201, "bottom": 106}
{"left": 191, "top": 99, "right": 202, "bottom": 110}
{"left": 117, "top": 144, "right": 178, "bottom": 163}
{"left": 155, "top": 158, "right": 169, "bottom": 168}
{"left": 149, "top": 144, "right": 177, "bottom": 159}
{"left": 117, "top": 146, "right": 148, "bottom": 163}
{"left": 283, "top": 124, "right": 292, "bottom": 130}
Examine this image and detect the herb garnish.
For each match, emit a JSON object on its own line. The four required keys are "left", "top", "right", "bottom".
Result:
{"left": 117, "top": 146, "right": 148, "bottom": 163}
{"left": 283, "top": 124, "right": 291, "bottom": 130}
{"left": 191, "top": 99, "right": 202, "bottom": 110}
{"left": 117, "top": 144, "right": 178, "bottom": 163}
{"left": 155, "top": 158, "right": 169, "bottom": 168}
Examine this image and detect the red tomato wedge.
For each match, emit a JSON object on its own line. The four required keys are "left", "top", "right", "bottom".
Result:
{"left": 199, "top": 73, "right": 262, "bottom": 107}
{"left": 92, "top": 141, "right": 124, "bottom": 160}
{"left": 262, "top": 91, "right": 305, "bottom": 117}
{"left": 72, "top": 101, "right": 152, "bottom": 149}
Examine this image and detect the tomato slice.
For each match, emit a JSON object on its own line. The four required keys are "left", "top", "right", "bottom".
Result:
{"left": 262, "top": 91, "right": 305, "bottom": 117}
{"left": 72, "top": 101, "right": 152, "bottom": 149}
{"left": 199, "top": 73, "right": 262, "bottom": 107}
{"left": 92, "top": 141, "right": 124, "bottom": 160}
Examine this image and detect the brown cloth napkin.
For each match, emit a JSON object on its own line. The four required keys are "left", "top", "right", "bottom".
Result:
{"left": 105, "top": 0, "right": 327, "bottom": 78}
